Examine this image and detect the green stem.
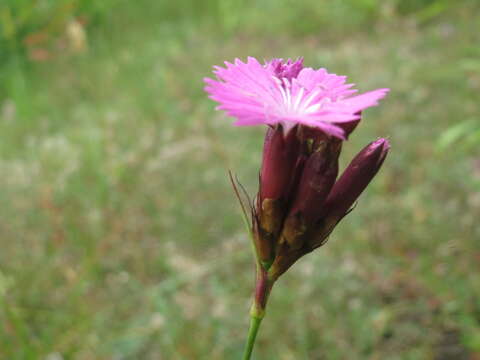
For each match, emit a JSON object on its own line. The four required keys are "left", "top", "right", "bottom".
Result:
{"left": 242, "top": 315, "right": 263, "bottom": 360}
{"left": 242, "top": 267, "right": 273, "bottom": 360}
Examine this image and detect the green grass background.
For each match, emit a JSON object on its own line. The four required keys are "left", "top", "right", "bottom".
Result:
{"left": 1, "top": 0, "right": 479, "bottom": 359}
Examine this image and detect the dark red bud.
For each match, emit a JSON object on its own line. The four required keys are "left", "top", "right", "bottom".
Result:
{"left": 323, "top": 138, "right": 390, "bottom": 219}
{"left": 259, "top": 125, "right": 300, "bottom": 201}
{"left": 255, "top": 125, "right": 301, "bottom": 263}
{"left": 288, "top": 149, "right": 338, "bottom": 224}
{"left": 279, "top": 135, "right": 341, "bottom": 249}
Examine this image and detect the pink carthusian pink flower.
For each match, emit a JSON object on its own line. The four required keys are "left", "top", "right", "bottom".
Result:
{"left": 204, "top": 57, "right": 389, "bottom": 139}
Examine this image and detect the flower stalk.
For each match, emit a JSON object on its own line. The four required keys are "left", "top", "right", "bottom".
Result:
{"left": 242, "top": 315, "right": 262, "bottom": 360}
{"left": 243, "top": 265, "right": 273, "bottom": 360}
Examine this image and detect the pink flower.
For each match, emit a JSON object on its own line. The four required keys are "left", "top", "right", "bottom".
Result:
{"left": 204, "top": 57, "right": 389, "bottom": 139}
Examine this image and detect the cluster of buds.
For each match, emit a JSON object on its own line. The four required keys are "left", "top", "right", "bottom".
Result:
{"left": 253, "top": 124, "right": 389, "bottom": 281}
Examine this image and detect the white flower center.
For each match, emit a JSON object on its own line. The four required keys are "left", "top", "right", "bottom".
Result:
{"left": 273, "top": 77, "right": 331, "bottom": 116}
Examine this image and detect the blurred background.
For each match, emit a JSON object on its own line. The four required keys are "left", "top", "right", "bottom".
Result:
{"left": 0, "top": 0, "right": 479, "bottom": 359}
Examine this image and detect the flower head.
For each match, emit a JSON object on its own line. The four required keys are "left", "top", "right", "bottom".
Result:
{"left": 205, "top": 58, "right": 391, "bottom": 357}
{"left": 204, "top": 57, "right": 389, "bottom": 139}
{"left": 205, "top": 57, "right": 390, "bottom": 277}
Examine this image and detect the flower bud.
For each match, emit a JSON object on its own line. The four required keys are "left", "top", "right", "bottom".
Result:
{"left": 323, "top": 138, "right": 390, "bottom": 221}
{"left": 304, "top": 138, "right": 389, "bottom": 250}
{"left": 257, "top": 125, "right": 300, "bottom": 234}
{"left": 280, "top": 140, "right": 340, "bottom": 249}
{"left": 254, "top": 125, "right": 301, "bottom": 265}
{"left": 259, "top": 125, "right": 300, "bottom": 202}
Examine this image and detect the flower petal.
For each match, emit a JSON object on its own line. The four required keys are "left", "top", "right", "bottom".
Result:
{"left": 204, "top": 57, "right": 389, "bottom": 138}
